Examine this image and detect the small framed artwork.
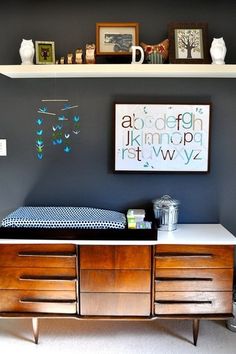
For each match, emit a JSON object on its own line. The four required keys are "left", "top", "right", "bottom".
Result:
{"left": 35, "top": 41, "right": 55, "bottom": 64}
{"left": 168, "top": 23, "right": 210, "bottom": 64}
{"left": 114, "top": 103, "right": 211, "bottom": 172}
{"left": 96, "top": 22, "right": 139, "bottom": 55}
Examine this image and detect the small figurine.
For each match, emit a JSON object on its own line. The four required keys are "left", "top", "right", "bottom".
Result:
{"left": 140, "top": 39, "right": 169, "bottom": 63}
{"left": 75, "top": 49, "right": 83, "bottom": 64}
{"left": 60, "top": 57, "right": 65, "bottom": 64}
{"left": 210, "top": 37, "right": 227, "bottom": 64}
{"left": 67, "top": 53, "right": 73, "bottom": 64}
{"left": 19, "top": 39, "right": 35, "bottom": 65}
{"left": 85, "top": 44, "right": 96, "bottom": 64}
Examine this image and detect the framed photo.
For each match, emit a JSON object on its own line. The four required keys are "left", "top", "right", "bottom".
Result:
{"left": 96, "top": 22, "right": 139, "bottom": 55}
{"left": 35, "top": 41, "right": 55, "bottom": 64}
{"left": 168, "top": 23, "right": 210, "bottom": 64}
{"left": 114, "top": 103, "right": 211, "bottom": 172}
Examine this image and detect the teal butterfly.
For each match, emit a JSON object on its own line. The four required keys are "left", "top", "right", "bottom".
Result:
{"left": 64, "top": 146, "right": 71, "bottom": 153}
{"left": 36, "top": 118, "right": 43, "bottom": 125}
{"left": 73, "top": 115, "right": 80, "bottom": 122}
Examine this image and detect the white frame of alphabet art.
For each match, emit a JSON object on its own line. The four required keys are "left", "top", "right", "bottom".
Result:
{"left": 114, "top": 103, "right": 211, "bottom": 172}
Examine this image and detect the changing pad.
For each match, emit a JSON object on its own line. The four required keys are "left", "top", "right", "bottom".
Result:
{"left": 1, "top": 206, "right": 126, "bottom": 229}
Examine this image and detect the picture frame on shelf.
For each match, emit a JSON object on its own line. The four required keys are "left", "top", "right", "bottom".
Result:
{"left": 35, "top": 41, "right": 55, "bottom": 64}
{"left": 114, "top": 103, "right": 211, "bottom": 172}
{"left": 96, "top": 22, "right": 139, "bottom": 55}
{"left": 168, "top": 23, "right": 210, "bottom": 64}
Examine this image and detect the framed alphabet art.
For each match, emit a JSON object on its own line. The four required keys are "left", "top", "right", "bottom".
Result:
{"left": 114, "top": 103, "right": 211, "bottom": 172}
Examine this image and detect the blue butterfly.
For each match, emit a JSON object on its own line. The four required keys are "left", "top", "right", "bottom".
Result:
{"left": 38, "top": 107, "right": 48, "bottom": 113}
{"left": 73, "top": 115, "right": 80, "bottom": 122}
{"left": 37, "top": 153, "right": 43, "bottom": 160}
{"left": 64, "top": 146, "right": 71, "bottom": 153}
{"left": 56, "top": 139, "right": 63, "bottom": 144}
{"left": 36, "top": 119, "right": 43, "bottom": 125}
{"left": 52, "top": 125, "right": 62, "bottom": 131}
{"left": 36, "top": 130, "right": 43, "bottom": 136}
{"left": 36, "top": 140, "right": 43, "bottom": 146}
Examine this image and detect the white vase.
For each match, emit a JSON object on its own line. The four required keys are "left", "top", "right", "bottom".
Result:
{"left": 19, "top": 39, "right": 35, "bottom": 65}
{"left": 210, "top": 37, "right": 227, "bottom": 65}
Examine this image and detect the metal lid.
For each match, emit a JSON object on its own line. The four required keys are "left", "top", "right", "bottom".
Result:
{"left": 153, "top": 195, "right": 180, "bottom": 208}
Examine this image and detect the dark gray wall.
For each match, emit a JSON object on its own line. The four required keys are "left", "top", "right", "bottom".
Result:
{"left": 0, "top": 0, "right": 236, "bottom": 236}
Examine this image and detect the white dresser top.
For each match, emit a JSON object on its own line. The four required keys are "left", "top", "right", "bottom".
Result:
{"left": 157, "top": 224, "right": 236, "bottom": 245}
{"left": 0, "top": 224, "right": 235, "bottom": 245}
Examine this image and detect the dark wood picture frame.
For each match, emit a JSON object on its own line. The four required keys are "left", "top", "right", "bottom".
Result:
{"left": 96, "top": 22, "right": 139, "bottom": 55}
{"left": 168, "top": 22, "right": 210, "bottom": 64}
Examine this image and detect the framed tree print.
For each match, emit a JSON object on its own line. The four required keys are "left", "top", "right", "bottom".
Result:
{"left": 168, "top": 23, "right": 210, "bottom": 63}
{"left": 114, "top": 103, "right": 211, "bottom": 172}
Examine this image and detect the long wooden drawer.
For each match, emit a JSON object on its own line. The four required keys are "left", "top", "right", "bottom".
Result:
{"left": 80, "top": 270, "right": 150, "bottom": 292}
{"left": 155, "top": 245, "right": 234, "bottom": 268}
{"left": 0, "top": 290, "right": 77, "bottom": 314}
{"left": 0, "top": 244, "right": 76, "bottom": 268}
{"left": 154, "top": 268, "right": 233, "bottom": 292}
{"left": 154, "top": 291, "right": 232, "bottom": 315}
{"left": 80, "top": 246, "right": 151, "bottom": 269}
{"left": 81, "top": 293, "right": 150, "bottom": 316}
{"left": 0, "top": 267, "right": 76, "bottom": 291}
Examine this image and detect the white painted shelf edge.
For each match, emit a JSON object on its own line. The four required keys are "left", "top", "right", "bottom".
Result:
{"left": 0, "top": 64, "right": 236, "bottom": 78}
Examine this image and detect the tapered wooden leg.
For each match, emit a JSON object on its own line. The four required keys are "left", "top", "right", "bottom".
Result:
{"left": 32, "top": 317, "right": 39, "bottom": 344}
{"left": 193, "top": 319, "right": 200, "bottom": 346}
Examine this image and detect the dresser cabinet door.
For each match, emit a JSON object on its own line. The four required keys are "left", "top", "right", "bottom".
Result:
{"left": 80, "top": 245, "right": 151, "bottom": 316}
{"left": 154, "top": 245, "right": 234, "bottom": 316}
{"left": 0, "top": 244, "right": 77, "bottom": 315}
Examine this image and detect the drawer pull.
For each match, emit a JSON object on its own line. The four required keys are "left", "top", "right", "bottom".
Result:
{"left": 19, "top": 298, "right": 76, "bottom": 304}
{"left": 155, "top": 277, "right": 213, "bottom": 282}
{"left": 155, "top": 300, "right": 212, "bottom": 305}
{"left": 155, "top": 252, "right": 213, "bottom": 258}
{"left": 18, "top": 252, "right": 76, "bottom": 258}
{"left": 19, "top": 276, "right": 76, "bottom": 282}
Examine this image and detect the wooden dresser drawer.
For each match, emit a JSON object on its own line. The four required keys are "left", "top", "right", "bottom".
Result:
{"left": 155, "top": 245, "right": 234, "bottom": 268}
{"left": 0, "top": 244, "right": 76, "bottom": 268}
{"left": 154, "top": 268, "right": 233, "bottom": 292}
{"left": 0, "top": 267, "right": 76, "bottom": 291}
{"left": 0, "top": 289, "right": 77, "bottom": 314}
{"left": 80, "top": 246, "right": 151, "bottom": 269}
{"left": 154, "top": 291, "right": 232, "bottom": 315}
{"left": 80, "top": 270, "right": 150, "bottom": 292}
{"left": 81, "top": 293, "right": 150, "bottom": 316}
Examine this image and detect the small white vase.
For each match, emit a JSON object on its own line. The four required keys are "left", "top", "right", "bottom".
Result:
{"left": 19, "top": 39, "right": 35, "bottom": 65}
{"left": 210, "top": 37, "right": 227, "bottom": 65}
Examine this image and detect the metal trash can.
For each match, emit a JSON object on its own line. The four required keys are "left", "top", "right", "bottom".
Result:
{"left": 153, "top": 195, "right": 180, "bottom": 231}
{"left": 226, "top": 289, "right": 236, "bottom": 332}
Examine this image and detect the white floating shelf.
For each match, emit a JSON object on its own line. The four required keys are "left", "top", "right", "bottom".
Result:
{"left": 0, "top": 64, "right": 236, "bottom": 79}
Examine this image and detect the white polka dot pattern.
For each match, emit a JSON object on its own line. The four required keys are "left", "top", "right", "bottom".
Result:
{"left": 1, "top": 207, "right": 126, "bottom": 229}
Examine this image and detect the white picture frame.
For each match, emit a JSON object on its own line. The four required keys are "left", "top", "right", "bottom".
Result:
{"left": 114, "top": 103, "right": 211, "bottom": 172}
